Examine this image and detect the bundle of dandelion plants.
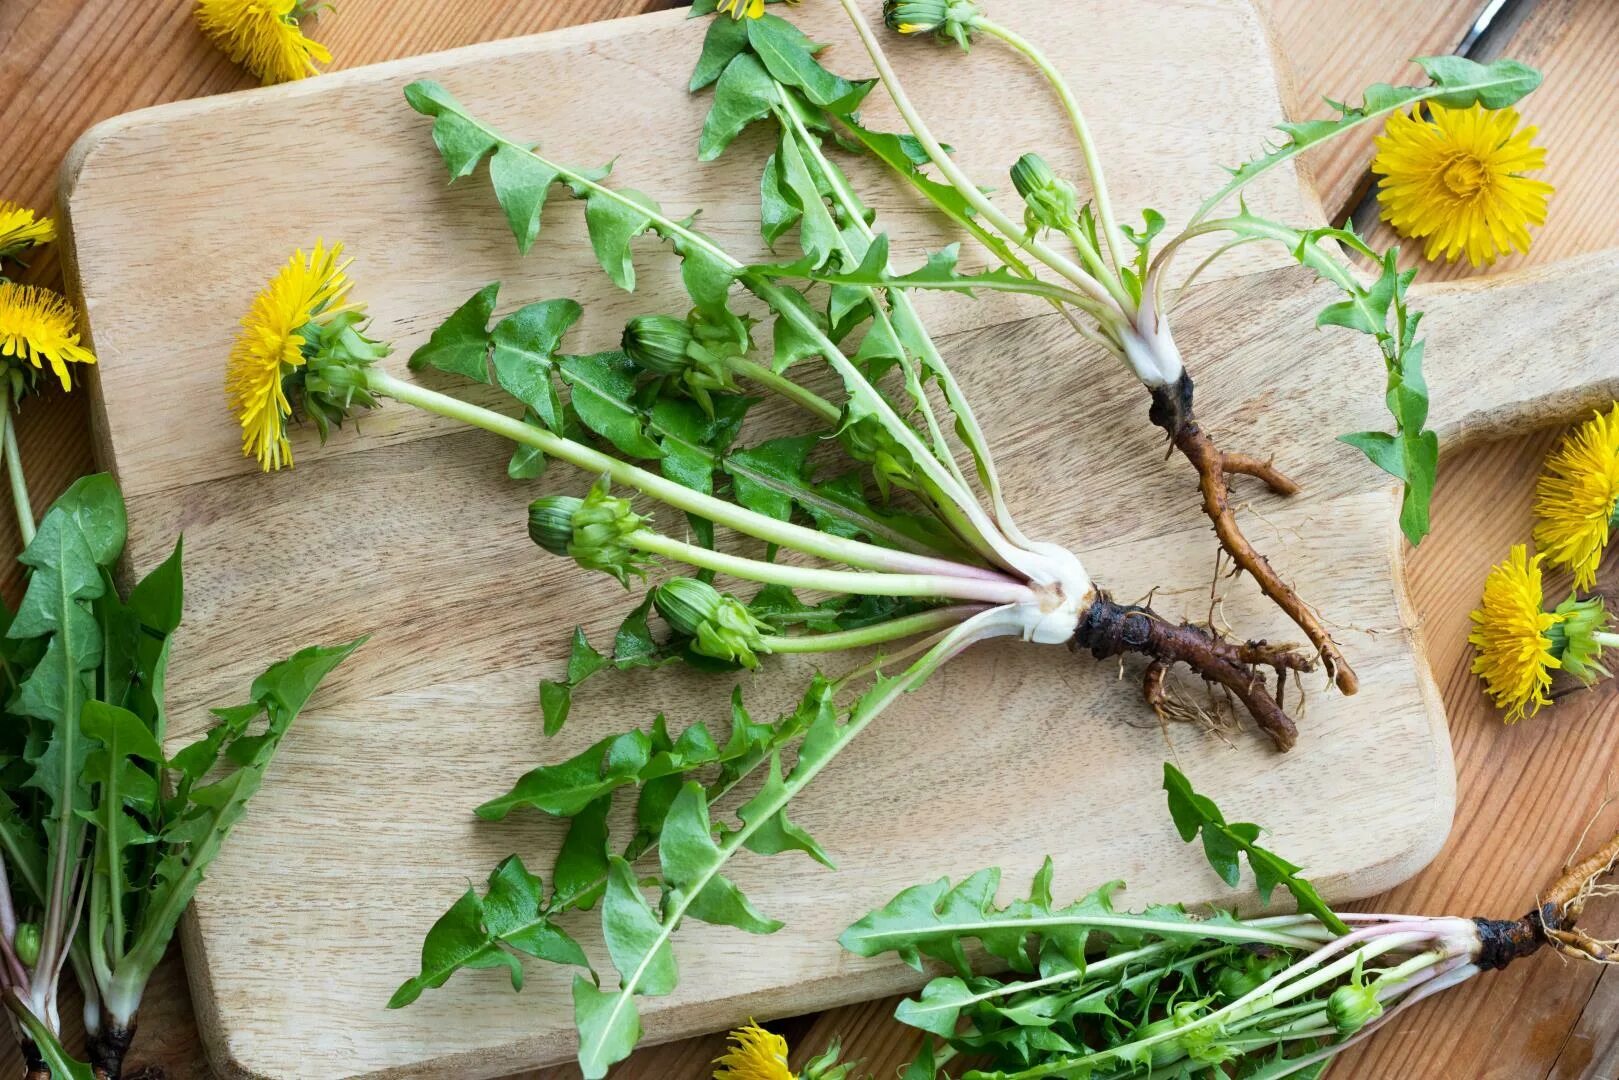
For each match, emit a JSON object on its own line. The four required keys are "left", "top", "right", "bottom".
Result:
{"left": 845, "top": 766, "right": 1619, "bottom": 1080}
{"left": 223, "top": 3, "right": 1539, "bottom": 1075}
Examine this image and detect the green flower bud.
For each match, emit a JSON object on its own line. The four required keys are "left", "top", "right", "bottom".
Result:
{"left": 801, "top": 1038, "right": 855, "bottom": 1080}
{"left": 654, "top": 577, "right": 775, "bottom": 669}
{"left": 12, "top": 922, "right": 40, "bottom": 968}
{"left": 840, "top": 414, "right": 916, "bottom": 499}
{"left": 1214, "top": 953, "right": 1284, "bottom": 1001}
{"left": 1547, "top": 593, "right": 1619, "bottom": 684}
{"left": 1011, "top": 152, "right": 1079, "bottom": 235}
{"left": 528, "top": 495, "right": 585, "bottom": 556}
{"left": 883, "top": 0, "right": 981, "bottom": 50}
{"left": 622, "top": 314, "right": 695, "bottom": 376}
{"left": 536, "top": 479, "right": 653, "bottom": 586}
{"left": 1326, "top": 982, "right": 1384, "bottom": 1035}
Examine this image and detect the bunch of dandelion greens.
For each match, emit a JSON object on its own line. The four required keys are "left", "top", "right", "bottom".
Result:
{"left": 798, "top": 0, "right": 1542, "bottom": 690}
{"left": 843, "top": 765, "right": 1619, "bottom": 1080}
{"left": 0, "top": 474, "right": 361, "bottom": 1080}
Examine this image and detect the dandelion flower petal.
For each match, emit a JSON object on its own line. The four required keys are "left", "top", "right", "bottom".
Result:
{"left": 1533, "top": 405, "right": 1619, "bottom": 590}
{"left": 225, "top": 241, "right": 353, "bottom": 472}
{"left": 0, "top": 283, "right": 97, "bottom": 393}
{"left": 196, "top": 0, "right": 330, "bottom": 85}
{"left": 1372, "top": 102, "right": 1552, "bottom": 267}
{"left": 0, "top": 201, "right": 56, "bottom": 259}
{"left": 1468, "top": 544, "right": 1563, "bottom": 722}
{"left": 713, "top": 1022, "right": 795, "bottom": 1080}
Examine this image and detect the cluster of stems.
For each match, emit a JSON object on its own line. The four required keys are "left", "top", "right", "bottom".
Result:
{"left": 843, "top": 0, "right": 1363, "bottom": 692}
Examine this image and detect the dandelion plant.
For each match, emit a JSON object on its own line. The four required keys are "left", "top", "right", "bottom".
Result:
{"left": 786, "top": 0, "right": 1544, "bottom": 691}
{"left": 0, "top": 476, "right": 360, "bottom": 1079}
{"left": 846, "top": 766, "right": 1619, "bottom": 1079}
{"left": 220, "top": 3, "right": 1546, "bottom": 1075}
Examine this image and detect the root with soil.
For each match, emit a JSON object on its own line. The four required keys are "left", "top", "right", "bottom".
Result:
{"left": 1150, "top": 375, "right": 1358, "bottom": 696}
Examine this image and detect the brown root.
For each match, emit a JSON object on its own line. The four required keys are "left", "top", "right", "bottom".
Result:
{"left": 1475, "top": 827, "right": 1619, "bottom": 970}
{"left": 1073, "top": 592, "right": 1315, "bottom": 752}
{"left": 90, "top": 1023, "right": 135, "bottom": 1080}
{"left": 1149, "top": 376, "right": 1357, "bottom": 696}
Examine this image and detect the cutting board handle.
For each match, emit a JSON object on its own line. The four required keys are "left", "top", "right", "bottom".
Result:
{"left": 1419, "top": 247, "right": 1619, "bottom": 448}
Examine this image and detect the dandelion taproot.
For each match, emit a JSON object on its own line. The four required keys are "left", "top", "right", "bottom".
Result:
{"left": 1372, "top": 101, "right": 1552, "bottom": 266}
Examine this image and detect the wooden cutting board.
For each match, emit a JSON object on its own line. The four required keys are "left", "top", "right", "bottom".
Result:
{"left": 53, "top": 0, "right": 1619, "bottom": 1076}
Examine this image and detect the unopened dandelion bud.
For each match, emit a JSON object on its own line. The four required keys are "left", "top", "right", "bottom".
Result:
{"left": 527, "top": 496, "right": 585, "bottom": 556}
{"left": 12, "top": 922, "right": 40, "bottom": 968}
{"left": 883, "top": 0, "right": 981, "bottom": 50}
{"left": 1326, "top": 982, "right": 1383, "bottom": 1034}
{"left": 567, "top": 479, "right": 652, "bottom": 585}
{"left": 802, "top": 1038, "right": 855, "bottom": 1080}
{"left": 840, "top": 415, "right": 917, "bottom": 499}
{"left": 1012, "top": 153, "right": 1079, "bottom": 234}
{"left": 622, "top": 314, "right": 695, "bottom": 376}
{"left": 654, "top": 577, "right": 774, "bottom": 669}
{"left": 1547, "top": 594, "right": 1619, "bottom": 684}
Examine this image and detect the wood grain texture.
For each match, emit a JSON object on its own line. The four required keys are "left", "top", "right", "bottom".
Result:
{"left": 61, "top": 4, "right": 1423, "bottom": 1076}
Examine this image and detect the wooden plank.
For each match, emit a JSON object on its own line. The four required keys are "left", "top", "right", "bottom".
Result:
{"left": 1250, "top": 0, "right": 1482, "bottom": 219}
{"left": 54, "top": 2, "right": 1492, "bottom": 1076}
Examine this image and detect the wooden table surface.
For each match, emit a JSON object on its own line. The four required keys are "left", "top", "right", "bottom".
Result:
{"left": 2, "top": 1, "right": 1616, "bottom": 1078}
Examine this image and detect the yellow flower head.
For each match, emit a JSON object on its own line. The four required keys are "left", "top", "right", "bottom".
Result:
{"left": 226, "top": 242, "right": 354, "bottom": 472}
{"left": 196, "top": 0, "right": 331, "bottom": 85}
{"left": 0, "top": 283, "right": 97, "bottom": 393}
{"left": 1468, "top": 544, "right": 1563, "bottom": 722}
{"left": 0, "top": 201, "right": 56, "bottom": 261}
{"left": 1533, "top": 405, "right": 1619, "bottom": 590}
{"left": 1372, "top": 101, "right": 1552, "bottom": 267}
{"left": 717, "top": 0, "right": 800, "bottom": 20}
{"left": 714, "top": 1022, "right": 794, "bottom": 1080}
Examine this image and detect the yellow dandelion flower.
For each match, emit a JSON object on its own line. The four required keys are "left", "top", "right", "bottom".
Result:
{"left": 0, "top": 283, "right": 97, "bottom": 393}
{"left": 0, "top": 201, "right": 56, "bottom": 260}
{"left": 196, "top": 0, "right": 331, "bottom": 86}
{"left": 225, "top": 242, "right": 354, "bottom": 472}
{"left": 1533, "top": 405, "right": 1619, "bottom": 590}
{"left": 1372, "top": 101, "right": 1552, "bottom": 267}
{"left": 717, "top": 0, "right": 800, "bottom": 21}
{"left": 1468, "top": 544, "right": 1564, "bottom": 722}
{"left": 714, "top": 1022, "right": 794, "bottom": 1080}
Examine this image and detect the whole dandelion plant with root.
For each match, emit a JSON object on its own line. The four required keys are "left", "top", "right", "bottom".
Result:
{"left": 220, "top": 3, "right": 1545, "bottom": 1076}
{"left": 801, "top": 0, "right": 1541, "bottom": 693}
{"left": 845, "top": 767, "right": 1619, "bottom": 1080}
